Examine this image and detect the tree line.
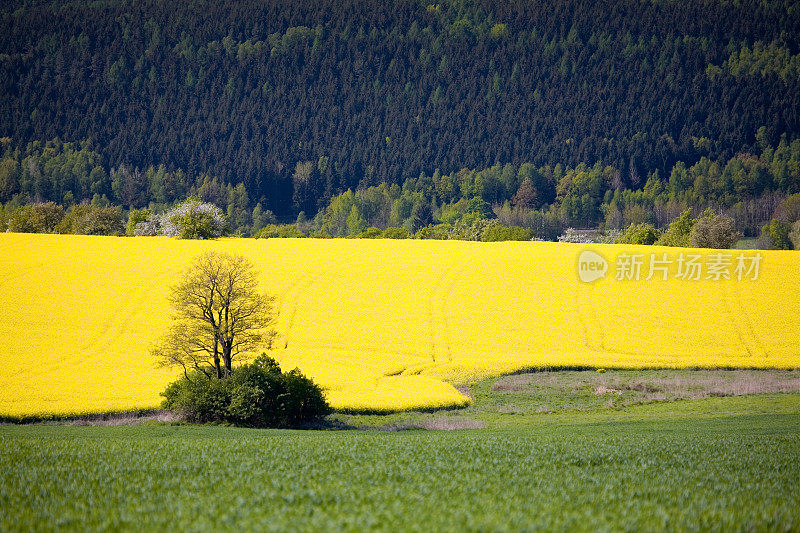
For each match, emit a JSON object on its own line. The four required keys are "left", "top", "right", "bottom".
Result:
{"left": 2, "top": 135, "right": 798, "bottom": 248}
{"left": 1, "top": 0, "right": 799, "bottom": 219}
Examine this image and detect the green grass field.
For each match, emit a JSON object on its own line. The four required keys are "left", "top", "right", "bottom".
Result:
{"left": 2, "top": 370, "right": 799, "bottom": 532}
{"left": 338, "top": 369, "right": 800, "bottom": 429}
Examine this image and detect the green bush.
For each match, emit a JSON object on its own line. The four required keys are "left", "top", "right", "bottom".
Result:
{"left": 225, "top": 362, "right": 285, "bottom": 427}
{"left": 791, "top": 221, "right": 800, "bottom": 250}
{"left": 482, "top": 224, "right": 534, "bottom": 242}
{"left": 415, "top": 220, "right": 532, "bottom": 241}
{"left": 278, "top": 369, "right": 333, "bottom": 427}
{"left": 449, "top": 218, "right": 496, "bottom": 241}
{"left": 126, "top": 208, "right": 151, "bottom": 236}
{"left": 227, "top": 384, "right": 264, "bottom": 423}
{"left": 415, "top": 223, "right": 453, "bottom": 240}
{"left": 355, "top": 227, "right": 383, "bottom": 238}
{"left": 689, "top": 210, "right": 741, "bottom": 249}
{"left": 382, "top": 226, "right": 411, "bottom": 239}
{"left": 6, "top": 202, "right": 65, "bottom": 233}
{"left": 759, "top": 219, "right": 792, "bottom": 250}
{"left": 614, "top": 222, "right": 660, "bottom": 245}
{"left": 57, "top": 204, "right": 124, "bottom": 235}
{"left": 254, "top": 224, "right": 306, "bottom": 238}
{"left": 161, "top": 375, "right": 231, "bottom": 424}
{"left": 162, "top": 354, "right": 330, "bottom": 427}
{"left": 655, "top": 209, "right": 693, "bottom": 247}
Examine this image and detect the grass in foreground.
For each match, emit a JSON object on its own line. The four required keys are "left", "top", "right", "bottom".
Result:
{"left": 1, "top": 412, "right": 798, "bottom": 531}
{"left": 2, "top": 370, "right": 799, "bottom": 531}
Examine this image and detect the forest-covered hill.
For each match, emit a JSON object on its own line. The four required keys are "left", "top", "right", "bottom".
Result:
{"left": 1, "top": 0, "right": 799, "bottom": 221}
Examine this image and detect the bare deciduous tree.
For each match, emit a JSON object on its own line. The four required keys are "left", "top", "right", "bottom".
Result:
{"left": 153, "top": 251, "right": 274, "bottom": 379}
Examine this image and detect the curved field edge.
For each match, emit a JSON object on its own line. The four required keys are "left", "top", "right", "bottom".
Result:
{"left": 1, "top": 233, "right": 799, "bottom": 417}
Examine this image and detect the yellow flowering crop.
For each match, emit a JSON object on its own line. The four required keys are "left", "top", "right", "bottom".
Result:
{"left": 1, "top": 233, "right": 798, "bottom": 417}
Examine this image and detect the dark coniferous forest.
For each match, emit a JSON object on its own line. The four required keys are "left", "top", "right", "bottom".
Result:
{"left": 1, "top": 0, "right": 799, "bottom": 237}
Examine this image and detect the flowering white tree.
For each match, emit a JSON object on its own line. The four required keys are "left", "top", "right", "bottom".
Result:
{"left": 133, "top": 215, "right": 160, "bottom": 236}
{"left": 133, "top": 198, "right": 227, "bottom": 238}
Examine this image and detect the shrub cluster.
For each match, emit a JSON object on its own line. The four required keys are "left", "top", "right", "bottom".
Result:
{"left": 655, "top": 210, "right": 693, "bottom": 247}
{"left": 757, "top": 196, "right": 800, "bottom": 249}
{"left": 3, "top": 201, "right": 124, "bottom": 235}
{"left": 161, "top": 354, "right": 330, "bottom": 427}
{"left": 615, "top": 222, "right": 660, "bottom": 245}
{"left": 5, "top": 202, "right": 65, "bottom": 233}
{"left": 688, "top": 210, "right": 741, "bottom": 249}
{"left": 413, "top": 219, "right": 532, "bottom": 241}
{"left": 759, "top": 219, "right": 793, "bottom": 250}
{"left": 480, "top": 224, "right": 534, "bottom": 242}
{"left": 791, "top": 221, "right": 800, "bottom": 249}
{"left": 255, "top": 218, "right": 533, "bottom": 241}
{"left": 254, "top": 223, "right": 306, "bottom": 238}
{"left": 57, "top": 204, "right": 124, "bottom": 235}
{"left": 606, "top": 209, "right": 742, "bottom": 248}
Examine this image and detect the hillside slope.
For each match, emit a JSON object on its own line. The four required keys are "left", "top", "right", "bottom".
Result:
{"left": 2, "top": 0, "right": 799, "bottom": 215}
{"left": 1, "top": 234, "right": 798, "bottom": 416}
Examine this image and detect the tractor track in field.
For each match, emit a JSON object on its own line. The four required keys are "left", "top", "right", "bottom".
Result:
{"left": 576, "top": 283, "right": 606, "bottom": 353}
{"left": 280, "top": 274, "right": 319, "bottom": 350}
{"left": 724, "top": 281, "right": 768, "bottom": 359}
{"left": 427, "top": 261, "right": 460, "bottom": 364}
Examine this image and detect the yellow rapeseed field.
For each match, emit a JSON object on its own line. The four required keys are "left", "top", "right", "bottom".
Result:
{"left": 1, "top": 233, "right": 799, "bottom": 417}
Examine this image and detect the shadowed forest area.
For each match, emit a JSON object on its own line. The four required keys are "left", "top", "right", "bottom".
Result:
{"left": 1, "top": 0, "right": 799, "bottom": 241}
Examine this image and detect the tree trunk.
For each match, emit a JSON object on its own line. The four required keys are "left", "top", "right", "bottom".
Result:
{"left": 223, "top": 342, "right": 232, "bottom": 377}
{"left": 214, "top": 340, "right": 221, "bottom": 379}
